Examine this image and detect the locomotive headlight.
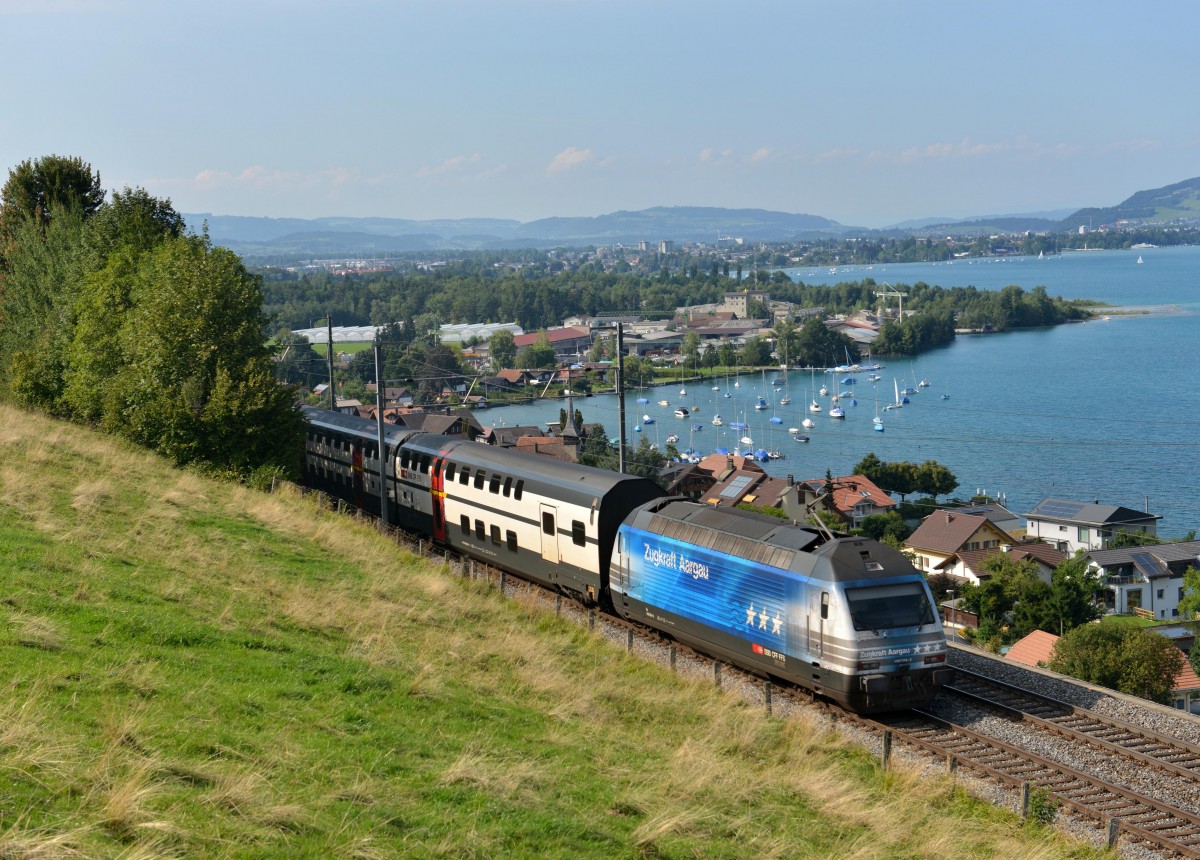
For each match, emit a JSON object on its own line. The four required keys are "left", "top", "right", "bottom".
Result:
{"left": 924, "top": 654, "right": 946, "bottom": 664}
{"left": 856, "top": 660, "right": 880, "bottom": 670}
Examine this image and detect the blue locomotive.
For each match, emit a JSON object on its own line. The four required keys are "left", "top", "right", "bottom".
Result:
{"left": 302, "top": 407, "right": 949, "bottom": 712}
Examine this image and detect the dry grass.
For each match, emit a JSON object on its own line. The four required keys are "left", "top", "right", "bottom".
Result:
{"left": 0, "top": 403, "right": 1110, "bottom": 859}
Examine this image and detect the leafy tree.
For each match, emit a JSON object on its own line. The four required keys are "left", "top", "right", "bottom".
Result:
{"left": 272, "top": 331, "right": 326, "bottom": 387}
{"left": 681, "top": 331, "right": 701, "bottom": 367}
{"left": 1178, "top": 566, "right": 1200, "bottom": 620}
{"left": 0, "top": 154, "right": 104, "bottom": 254}
{"left": 738, "top": 336, "right": 771, "bottom": 367}
{"left": 63, "top": 190, "right": 187, "bottom": 421}
{"left": 857, "top": 510, "right": 911, "bottom": 543}
{"left": 489, "top": 328, "right": 516, "bottom": 369}
{"left": 516, "top": 335, "right": 556, "bottom": 369}
{"left": 915, "top": 459, "right": 959, "bottom": 500}
{"left": 1107, "top": 530, "right": 1164, "bottom": 549}
{"left": 0, "top": 205, "right": 86, "bottom": 411}
{"left": 1049, "top": 623, "right": 1184, "bottom": 705}
{"left": 108, "top": 233, "right": 303, "bottom": 473}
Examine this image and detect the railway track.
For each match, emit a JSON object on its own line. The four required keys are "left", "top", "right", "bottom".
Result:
{"left": 945, "top": 668, "right": 1200, "bottom": 784}
{"left": 860, "top": 706, "right": 1200, "bottom": 857}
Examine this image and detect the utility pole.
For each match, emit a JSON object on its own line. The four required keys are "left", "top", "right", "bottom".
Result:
{"left": 374, "top": 344, "right": 389, "bottom": 526}
{"left": 327, "top": 318, "right": 335, "bottom": 410}
{"left": 616, "top": 322, "right": 626, "bottom": 474}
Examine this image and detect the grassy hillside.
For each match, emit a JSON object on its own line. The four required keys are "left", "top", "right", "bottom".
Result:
{"left": 0, "top": 403, "right": 1104, "bottom": 859}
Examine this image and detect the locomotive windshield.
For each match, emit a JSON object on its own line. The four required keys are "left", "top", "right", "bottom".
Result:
{"left": 845, "top": 583, "right": 936, "bottom": 631}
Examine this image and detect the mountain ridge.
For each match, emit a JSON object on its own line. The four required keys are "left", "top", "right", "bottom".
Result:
{"left": 184, "top": 176, "right": 1200, "bottom": 257}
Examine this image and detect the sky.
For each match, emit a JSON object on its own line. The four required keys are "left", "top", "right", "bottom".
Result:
{"left": 2, "top": 0, "right": 1198, "bottom": 229}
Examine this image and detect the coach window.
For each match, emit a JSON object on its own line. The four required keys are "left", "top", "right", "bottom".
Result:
{"left": 503, "top": 476, "right": 512, "bottom": 497}
{"left": 459, "top": 467, "right": 470, "bottom": 485}
{"left": 571, "top": 520, "right": 586, "bottom": 546}
{"left": 490, "top": 524, "right": 501, "bottom": 545}
{"left": 474, "top": 471, "right": 485, "bottom": 490}
{"left": 400, "top": 449, "right": 410, "bottom": 470}
{"left": 420, "top": 455, "right": 431, "bottom": 474}
{"left": 506, "top": 530, "right": 517, "bottom": 552}
{"left": 489, "top": 474, "right": 501, "bottom": 494}
{"left": 514, "top": 480, "right": 524, "bottom": 501}
{"left": 475, "top": 519, "right": 485, "bottom": 540}
{"left": 445, "top": 462, "right": 456, "bottom": 482}
{"left": 460, "top": 515, "right": 470, "bottom": 535}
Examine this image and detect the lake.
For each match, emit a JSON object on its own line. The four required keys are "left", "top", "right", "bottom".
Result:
{"left": 476, "top": 246, "right": 1200, "bottom": 537}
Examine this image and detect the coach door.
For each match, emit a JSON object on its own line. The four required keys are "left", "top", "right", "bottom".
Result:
{"left": 807, "top": 590, "right": 826, "bottom": 659}
{"left": 539, "top": 504, "right": 559, "bottom": 564}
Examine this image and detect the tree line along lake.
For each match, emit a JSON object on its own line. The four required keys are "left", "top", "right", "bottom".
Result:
{"left": 476, "top": 245, "right": 1200, "bottom": 537}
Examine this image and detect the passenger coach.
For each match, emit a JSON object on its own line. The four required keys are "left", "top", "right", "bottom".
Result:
{"left": 400, "top": 434, "right": 663, "bottom": 605}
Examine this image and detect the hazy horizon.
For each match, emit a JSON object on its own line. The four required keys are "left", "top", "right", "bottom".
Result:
{"left": 3, "top": 0, "right": 1197, "bottom": 229}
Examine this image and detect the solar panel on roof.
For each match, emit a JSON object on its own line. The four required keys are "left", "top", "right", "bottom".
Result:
{"left": 719, "top": 475, "right": 754, "bottom": 499}
{"left": 1037, "top": 501, "right": 1085, "bottom": 518}
{"left": 1130, "top": 551, "right": 1168, "bottom": 579}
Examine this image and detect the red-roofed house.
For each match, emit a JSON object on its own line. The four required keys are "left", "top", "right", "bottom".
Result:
{"left": 779, "top": 475, "right": 896, "bottom": 528}
{"left": 1007, "top": 629, "right": 1200, "bottom": 713}
{"left": 904, "top": 510, "right": 1015, "bottom": 575}
{"left": 935, "top": 542, "right": 1066, "bottom": 586}
{"left": 513, "top": 326, "right": 593, "bottom": 361}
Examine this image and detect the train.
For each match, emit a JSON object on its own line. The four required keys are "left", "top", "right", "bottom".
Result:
{"left": 302, "top": 406, "right": 950, "bottom": 713}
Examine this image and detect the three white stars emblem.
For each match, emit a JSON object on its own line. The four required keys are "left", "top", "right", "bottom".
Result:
{"left": 745, "top": 603, "right": 783, "bottom": 635}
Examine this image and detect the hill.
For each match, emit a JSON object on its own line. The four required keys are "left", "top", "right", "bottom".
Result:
{"left": 1059, "top": 176, "right": 1200, "bottom": 230}
{"left": 0, "top": 403, "right": 1102, "bottom": 857}
{"left": 184, "top": 206, "right": 854, "bottom": 256}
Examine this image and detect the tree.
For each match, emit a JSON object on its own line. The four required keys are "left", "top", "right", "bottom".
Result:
{"left": 915, "top": 460, "right": 959, "bottom": 500}
{"left": 62, "top": 189, "right": 187, "bottom": 422}
{"left": 681, "top": 331, "right": 701, "bottom": 367}
{"left": 107, "top": 233, "right": 303, "bottom": 474}
{"left": 516, "top": 335, "right": 555, "bottom": 369}
{"left": 1178, "top": 566, "right": 1200, "bottom": 619}
{"left": 0, "top": 206, "right": 86, "bottom": 410}
{"left": 857, "top": 510, "right": 911, "bottom": 543}
{"left": 489, "top": 328, "right": 516, "bottom": 370}
{"left": 0, "top": 155, "right": 104, "bottom": 254}
{"left": 1048, "top": 624, "right": 1184, "bottom": 705}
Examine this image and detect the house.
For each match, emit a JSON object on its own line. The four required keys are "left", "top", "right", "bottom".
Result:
{"left": 695, "top": 454, "right": 791, "bottom": 509}
{"left": 934, "top": 542, "right": 1065, "bottom": 586}
{"left": 658, "top": 462, "right": 716, "bottom": 500}
{"left": 904, "top": 510, "right": 1015, "bottom": 576}
{"left": 779, "top": 474, "right": 896, "bottom": 529}
{"left": 1085, "top": 540, "right": 1200, "bottom": 619}
{"left": 1024, "top": 498, "right": 1161, "bottom": 554}
{"left": 1006, "top": 629, "right": 1200, "bottom": 714}
{"left": 939, "top": 499, "right": 1023, "bottom": 536}
{"left": 513, "top": 326, "right": 593, "bottom": 361}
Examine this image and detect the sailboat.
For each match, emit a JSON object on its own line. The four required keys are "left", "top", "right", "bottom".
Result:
{"left": 873, "top": 391, "right": 884, "bottom": 432}
{"left": 883, "top": 379, "right": 904, "bottom": 411}
{"left": 1138, "top": 255, "right": 1144, "bottom": 264}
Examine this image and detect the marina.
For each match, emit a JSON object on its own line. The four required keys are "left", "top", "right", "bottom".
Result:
{"left": 477, "top": 247, "right": 1200, "bottom": 535}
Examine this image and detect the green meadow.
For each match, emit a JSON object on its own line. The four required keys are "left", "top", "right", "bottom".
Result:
{"left": 0, "top": 404, "right": 1104, "bottom": 858}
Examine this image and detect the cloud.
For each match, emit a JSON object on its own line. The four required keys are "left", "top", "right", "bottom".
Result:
{"left": 546, "top": 146, "right": 595, "bottom": 175}
{"left": 698, "top": 148, "right": 734, "bottom": 164}
{"left": 1097, "top": 138, "right": 1161, "bottom": 155}
{"left": 193, "top": 169, "right": 232, "bottom": 190}
{"left": 814, "top": 147, "right": 861, "bottom": 163}
{"left": 748, "top": 147, "right": 771, "bottom": 163}
{"left": 416, "top": 153, "right": 483, "bottom": 179}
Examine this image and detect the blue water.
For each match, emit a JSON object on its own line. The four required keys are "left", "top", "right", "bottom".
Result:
{"left": 478, "top": 246, "right": 1200, "bottom": 536}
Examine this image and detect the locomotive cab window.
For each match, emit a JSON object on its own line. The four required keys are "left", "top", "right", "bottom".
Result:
{"left": 821, "top": 592, "right": 829, "bottom": 620}
{"left": 845, "top": 583, "right": 936, "bottom": 631}
{"left": 571, "top": 520, "right": 586, "bottom": 546}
